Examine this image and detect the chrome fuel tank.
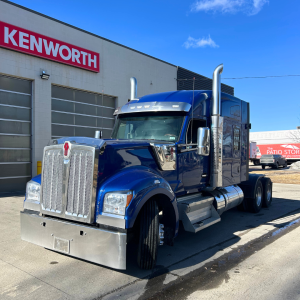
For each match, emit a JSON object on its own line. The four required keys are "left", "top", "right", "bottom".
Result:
{"left": 209, "top": 185, "right": 244, "bottom": 215}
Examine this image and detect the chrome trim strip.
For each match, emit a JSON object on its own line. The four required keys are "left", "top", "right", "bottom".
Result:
{"left": 51, "top": 110, "right": 115, "bottom": 120}
{"left": 0, "top": 162, "right": 31, "bottom": 164}
{"left": 0, "top": 103, "right": 31, "bottom": 109}
{"left": 52, "top": 97, "right": 115, "bottom": 110}
{"left": 96, "top": 213, "right": 126, "bottom": 229}
{"left": 0, "top": 118, "right": 31, "bottom": 123}
{"left": 178, "top": 143, "right": 198, "bottom": 153}
{"left": 0, "top": 133, "right": 31, "bottom": 136}
{"left": 114, "top": 101, "right": 191, "bottom": 115}
{"left": 179, "top": 148, "right": 197, "bottom": 153}
{"left": 0, "top": 147, "right": 31, "bottom": 150}
{"left": 0, "top": 175, "right": 31, "bottom": 179}
{"left": 0, "top": 88, "right": 31, "bottom": 96}
{"left": 52, "top": 123, "right": 113, "bottom": 130}
{"left": 20, "top": 212, "right": 126, "bottom": 270}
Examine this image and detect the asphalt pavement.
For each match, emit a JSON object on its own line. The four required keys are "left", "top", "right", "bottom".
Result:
{"left": 0, "top": 183, "right": 300, "bottom": 300}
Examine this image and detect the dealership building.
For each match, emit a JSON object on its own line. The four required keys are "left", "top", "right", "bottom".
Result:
{"left": 0, "top": 0, "right": 234, "bottom": 193}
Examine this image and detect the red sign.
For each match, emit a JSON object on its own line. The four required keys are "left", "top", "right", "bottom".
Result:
{"left": 0, "top": 21, "right": 99, "bottom": 72}
{"left": 257, "top": 144, "right": 300, "bottom": 159}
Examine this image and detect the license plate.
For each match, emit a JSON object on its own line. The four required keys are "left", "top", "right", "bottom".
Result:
{"left": 53, "top": 237, "right": 70, "bottom": 254}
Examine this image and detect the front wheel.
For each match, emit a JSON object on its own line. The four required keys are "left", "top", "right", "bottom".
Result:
{"left": 262, "top": 165, "right": 265, "bottom": 169}
{"left": 137, "top": 199, "right": 159, "bottom": 270}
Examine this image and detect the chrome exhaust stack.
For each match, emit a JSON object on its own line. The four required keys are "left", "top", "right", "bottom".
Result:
{"left": 210, "top": 64, "right": 224, "bottom": 188}
{"left": 130, "top": 77, "right": 138, "bottom": 100}
{"left": 94, "top": 130, "right": 100, "bottom": 139}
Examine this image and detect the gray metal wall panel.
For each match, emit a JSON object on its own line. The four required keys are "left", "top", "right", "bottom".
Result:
{"left": 177, "top": 67, "right": 234, "bottom": 96}
{"left": 0, "top": 177, "right": 30, "bottom": 193}
{"left": 51, "top": 85, "right": 116, "bottom": 138}
{"left": 0, "top": 75, "right": 32, "bottom": 193}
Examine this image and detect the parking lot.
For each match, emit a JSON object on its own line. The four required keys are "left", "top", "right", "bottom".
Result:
{"left": 249, "top": 164, "right": 300, "bottom": 184}
{"left": 1, "top": 180, "right": 300, "bottom": 300}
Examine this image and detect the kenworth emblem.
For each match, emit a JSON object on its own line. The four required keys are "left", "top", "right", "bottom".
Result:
{"left": 63, "top": 141, "right": 71, "bottom": 158}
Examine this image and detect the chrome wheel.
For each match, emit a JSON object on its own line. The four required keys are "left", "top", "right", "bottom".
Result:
{"left": 256, "top": 186, "right": 262, "bottom": 207}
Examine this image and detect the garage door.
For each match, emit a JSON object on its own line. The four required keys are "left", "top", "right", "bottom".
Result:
{"left": 51, "top": 86, "right": 116, "bottom": 139}
{"left": 0, "top": 75, "right": 32, "bottom": 193}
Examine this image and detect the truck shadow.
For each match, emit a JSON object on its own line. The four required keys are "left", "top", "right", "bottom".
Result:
{"left": 122, "top": 196, "right": 300, "bottom": 280}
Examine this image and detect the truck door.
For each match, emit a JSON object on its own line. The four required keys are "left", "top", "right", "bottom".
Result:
{"left": 178, "top": 119, "right": 209, "bottom": 192}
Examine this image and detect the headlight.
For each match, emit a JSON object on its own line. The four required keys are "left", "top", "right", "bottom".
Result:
{"left": 26, "top": 180, "right": 41, "bottom": 202}
{"left": 103, "top": 191, "right": 133, "bottom": 216}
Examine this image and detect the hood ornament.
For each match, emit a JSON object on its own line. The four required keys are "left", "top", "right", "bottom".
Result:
{"left": 63, "top": 141, "right": 71, "bottom": 158}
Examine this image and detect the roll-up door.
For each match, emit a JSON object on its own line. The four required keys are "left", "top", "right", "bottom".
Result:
{"left": 0, "top": 75, "right": 32, "bottom": 193}
{"left": 51, "top": 86, "right": 116, "bottom": 139}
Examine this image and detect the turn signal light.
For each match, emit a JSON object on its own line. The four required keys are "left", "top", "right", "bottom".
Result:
{"left": 126, "top": 193, "right": 133, "bottom": 207}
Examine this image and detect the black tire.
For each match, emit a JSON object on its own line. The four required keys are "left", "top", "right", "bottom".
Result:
{"left": 274, "top": 162, "right": 279, "bottom": 169}
{"left": 262, "top": 165, "right": 265, "bottom": 169}
{"left": 137, "top": 199, "right": 159, "bottom": 270}
{"left": 284, "top": 162, "right": 288, "bottom": 168}
{"left": 262, "top": 178, "right": 272, "bottom": 208}
{"left": 247, "top": 180, "right": 263, "bottom": 213}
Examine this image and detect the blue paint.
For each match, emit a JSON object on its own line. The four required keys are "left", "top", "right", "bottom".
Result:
{"left": 31, "top": 174, "right": 41, "bottom": 184}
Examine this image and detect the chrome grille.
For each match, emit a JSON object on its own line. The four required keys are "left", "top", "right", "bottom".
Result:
{"left": 42, "top": 148, "right": 64, "bottom": 212}
{"left": 66, "top": 149, "right": 94, "bottom": 218}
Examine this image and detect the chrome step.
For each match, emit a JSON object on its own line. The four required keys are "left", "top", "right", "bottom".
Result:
{"left": 178, "top": 193, "right": 221, "bottom": 233}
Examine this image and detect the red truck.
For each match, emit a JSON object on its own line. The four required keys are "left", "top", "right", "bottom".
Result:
{"left": 249, "top": 129, "right": 300, "bottom": 165}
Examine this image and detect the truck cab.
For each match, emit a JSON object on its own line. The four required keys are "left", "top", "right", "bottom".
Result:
{"left": 21, "top": 65, "right": 273, "bottom": 270}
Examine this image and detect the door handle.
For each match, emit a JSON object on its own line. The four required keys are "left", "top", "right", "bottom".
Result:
{"left": 202, "top": 174, "right": 208, "bottom": 178}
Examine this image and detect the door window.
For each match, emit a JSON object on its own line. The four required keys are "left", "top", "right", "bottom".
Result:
{"left": 186, "top": 119, "right": 206, "bottom": 144}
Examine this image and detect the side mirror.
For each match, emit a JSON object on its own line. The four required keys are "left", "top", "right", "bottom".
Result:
{"left": 197, "top": 127, "right": 210, "bottom": 156}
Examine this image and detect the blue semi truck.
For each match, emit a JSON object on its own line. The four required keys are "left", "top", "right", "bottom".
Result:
{"left": 20, "top": 65, "right": 272, "bottom": 270}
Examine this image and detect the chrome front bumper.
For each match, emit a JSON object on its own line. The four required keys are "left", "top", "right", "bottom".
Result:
{"left": 20, "top": 211, "right": 127, "bottom": 270}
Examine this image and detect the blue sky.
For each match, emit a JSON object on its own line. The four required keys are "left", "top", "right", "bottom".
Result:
{"left": 10, "top": 0, "right": 300, "bottom": 132}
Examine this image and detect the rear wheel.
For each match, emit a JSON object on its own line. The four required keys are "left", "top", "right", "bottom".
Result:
{"left": 137, "top": 199, "right": 159, "bottom": 270}
{"left": 262, "top": 165, "right": 265, "bottom": 169}
{"left": 262, "top": 178, "right": 272, "bottom": 207}
{"left": 247, "top": 180, "right": 263, "bottom": 213}
{"left": 274, "top": 162, "right": 279, "bottom": 169}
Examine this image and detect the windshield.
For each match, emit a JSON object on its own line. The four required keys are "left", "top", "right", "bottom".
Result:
{"left": 112, "top": 114, "right": 184, "bottom": 142}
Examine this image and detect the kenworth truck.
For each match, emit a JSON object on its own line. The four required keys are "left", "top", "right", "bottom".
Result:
{"left": 20, "top": 65, "right": 273, "bottom": 270}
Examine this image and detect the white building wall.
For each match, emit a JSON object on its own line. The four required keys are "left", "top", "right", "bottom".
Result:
{"left": 250, "top": 129, "right": 300, "bottom": 145}
{"left": 0, "top": 1, "right": 177, "bottom": 176}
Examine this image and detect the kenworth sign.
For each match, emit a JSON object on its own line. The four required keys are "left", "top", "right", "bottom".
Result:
{"left": 0, "top": 21, "right": 100, "bottom": 72}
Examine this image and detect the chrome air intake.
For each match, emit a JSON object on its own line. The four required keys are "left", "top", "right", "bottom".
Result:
{"left": 210, "top": 64, "right": 224, "bottom": 188}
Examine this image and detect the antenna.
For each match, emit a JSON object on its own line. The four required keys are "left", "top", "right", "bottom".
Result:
{"left": 191, "top": 77, "right": 195, "bottom": 144}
